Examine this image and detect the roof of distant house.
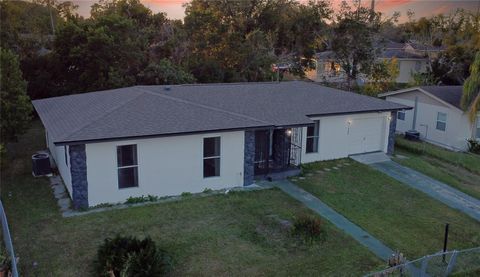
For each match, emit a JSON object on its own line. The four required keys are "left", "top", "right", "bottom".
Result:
{"left": 379, "top": 86, "right": 463, "bottom": 110}
{"left": 33, "top": 81, "right": 408, "bottom": 145}
{"left": 419, "top": 86, "right": 463, "bottom": 109}
{"left": 379, "top": 49, "right": 426, "bottom": 60}
{"left": 407, "top": 42, "right": 446, "bottom": 52}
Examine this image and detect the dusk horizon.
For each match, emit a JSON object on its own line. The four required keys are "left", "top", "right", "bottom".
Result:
{"left": 68, "top": 0, "right": 480, "bottom": 22}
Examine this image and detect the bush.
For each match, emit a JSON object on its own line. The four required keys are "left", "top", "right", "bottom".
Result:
{"left": 467, "top": 139, "right": 480, "bottom": 154}
{"left": 95, "top": 235, "right": 171, "bottom": 277}
{"left": 292, "top": 214, "right": 326, "bottom": 243}
{"left": 125, "top": 195, "right": 159, "bottom": 204}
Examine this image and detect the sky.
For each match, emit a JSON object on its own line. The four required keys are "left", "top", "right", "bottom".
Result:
{"left": 69, "top": 0, "right": 480, "bottom": 22}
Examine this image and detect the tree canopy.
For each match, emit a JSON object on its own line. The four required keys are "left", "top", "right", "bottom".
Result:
{"left": 0, "top": 48, "right": 32, "bottom": 142}
{"left": 462, "top": 51, "right": 480, "bottom": 126}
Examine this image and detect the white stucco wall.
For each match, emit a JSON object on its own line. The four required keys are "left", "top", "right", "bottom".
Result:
{"left": 301, "top": 112, "right": 391, "bottom": 163}
{"left": 85, "top": 131, "right": 245, "bottom": 206}
{"left": 396, "top": 59, "right": 427, "bottom": 83}
{"left": 46, "top": 132, "right": 73, "bottom": 197}
{"left": 386, "top": 91, "right": 472, "bottom": 150}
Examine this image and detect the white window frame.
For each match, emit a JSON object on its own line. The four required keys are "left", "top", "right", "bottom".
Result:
{"left": 203, "top": 137, "right": 221, "bottom": 178}
{"left": 117, "top": 144, "right": 139, "bottom": 189}
{"left": 306, "top": 120, "right": 320, "bottom": 153}
{"left": 397, "top": 111, "right": 406, "bottom": 121}
{"left": 436, "top": 112, "right": 447, "bottom": 131}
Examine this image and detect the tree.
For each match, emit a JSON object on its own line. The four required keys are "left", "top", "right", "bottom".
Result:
{"left": 461, "top": 51, "right": 480, "bottom": 132}
{"left": 0, "top": 48, "right": 32, "bottom": 142}
{"left": 137, "top": 59, "right": 195, "bottom": 85}
{"left": 362, "top": 58, "right": 399, "bottom": 96}
{"left": 330, "top": 1, "right": 382, "bottom": 85}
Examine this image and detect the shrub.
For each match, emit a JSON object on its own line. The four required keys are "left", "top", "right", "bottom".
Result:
{"left": 467, "top": 139, "right": 480, "bottom": 154}
{"left": 125, "top": 195, "right": 159, "bottom": 204}
{"left": 95, "top": 235, "right": 171, "bottom": 277}
{"left": 292, "top": 214, "right": 326, "bottom": 243}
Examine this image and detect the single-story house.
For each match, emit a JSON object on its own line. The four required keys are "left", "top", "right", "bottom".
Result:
{"left": 379, "top": 86, "right": 480, "bottom": 151}
{"left": 33, "top": 81, "right": 407, "bottom": 208}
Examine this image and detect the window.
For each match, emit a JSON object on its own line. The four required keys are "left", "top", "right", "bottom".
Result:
{"left": 117, "top": 144, "right": 138, "bottom": 189}
{"left": 64, "top": 145, "right": 69, "bottom": 167}
{"left": 476, "top": 116, "right": 480, "bottom": 139}
{"left": 306, "top": 120, "right": 319, "bottom": 153}
{"left": 397, "top": 111, "right": 406, "bottom": 121}
{"left": 436, "top": 112, "right": 447, "bottom": 131}
{"left": 203, "top": 137, "right": 220, "bottom": 178}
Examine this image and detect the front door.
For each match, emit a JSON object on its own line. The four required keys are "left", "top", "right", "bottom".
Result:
{"left": 254, "top": 130, "right": 270, "bottom": 175}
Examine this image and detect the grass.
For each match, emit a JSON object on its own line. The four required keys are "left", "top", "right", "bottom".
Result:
{"left": 0, "top": 121, "right": 383, "bottom": 276}
{"left": 395, "top": 135, "right": 480, "bottom": 175}
{"left": 393, "top": 149, "right": 480, "bottom": 199}
{"left": 295, "top": 160, "right": 480, "bottom": 260}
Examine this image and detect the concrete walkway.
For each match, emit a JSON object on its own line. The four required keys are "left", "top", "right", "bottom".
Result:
{"left": 262, "top": 180, "right": 394, "bottom": 261}
{"left": 370, "top": 161, "right": 480, "bottom": 222}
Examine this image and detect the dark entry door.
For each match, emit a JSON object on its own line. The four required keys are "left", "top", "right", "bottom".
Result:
{"left": 254, "top": 130, "right": 270, "bottom": 175}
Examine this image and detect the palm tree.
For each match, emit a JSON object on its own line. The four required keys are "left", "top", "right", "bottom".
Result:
{"left": 461, "top": 51, "right": 480, "bottom": 137}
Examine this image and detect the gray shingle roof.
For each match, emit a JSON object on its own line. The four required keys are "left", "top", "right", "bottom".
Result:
{"left": 379, "top": 49, "right": 426, "bottom": 60}
{"left": 33, "top": 81, "right": 407, "bottom": 145}
{"left": 419, "top": 86, "right": 463, "bottom": 109}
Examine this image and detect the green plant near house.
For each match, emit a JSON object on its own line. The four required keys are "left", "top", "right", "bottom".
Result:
{"left": 125, "top": 195, "right": 159, "bottom": 204}
{"left": 95, "top": 235, "right": 171, "bottom": 277}
{"left": 292, "top": 214, "right": 326, "bottom": 244}
{"left": 466, "top": 139, "right": 480, "bottom": 154}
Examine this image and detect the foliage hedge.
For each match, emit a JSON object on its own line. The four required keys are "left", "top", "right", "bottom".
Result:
{"left": 95, "top": 235, "right": 171, "bottom": 277}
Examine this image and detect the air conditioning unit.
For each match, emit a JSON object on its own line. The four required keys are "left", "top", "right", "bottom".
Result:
{"left": 405, "top": 130, "right": 420, "bottom": 141}
{"left": 32, "top": 153, "right": 52, "bottom": 177}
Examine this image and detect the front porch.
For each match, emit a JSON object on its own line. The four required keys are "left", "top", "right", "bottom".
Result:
{"left": 244, "top": 127, "right": 303, "bottom": 184}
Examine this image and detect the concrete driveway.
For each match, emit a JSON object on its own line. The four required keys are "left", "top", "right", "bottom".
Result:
{"left": 352, "top": 152, "right": 480, "bottom": 222}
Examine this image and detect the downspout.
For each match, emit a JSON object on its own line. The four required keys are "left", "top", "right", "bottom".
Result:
{"left": 412, "top": 96, "right": 418, "bottom": 130}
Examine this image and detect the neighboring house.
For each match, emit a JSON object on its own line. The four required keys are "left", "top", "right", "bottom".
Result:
{"left": 404, "top": 41, "right": 445, "bottom": 59}
{"left": 379, "top": 86, "right": 480, "bottom": 151}
{"left": 306, "top": 41, "right": 431, "bottom": 84}
{"left": 33, "top": 81, "right": 407, "bottom": 208}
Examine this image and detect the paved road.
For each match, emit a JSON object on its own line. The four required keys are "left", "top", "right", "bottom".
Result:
{"left": 371, "top": 161, "right": 480, "bottom": 222}
{"left": 264, "top": 179, "right": 395, "bottom": 261}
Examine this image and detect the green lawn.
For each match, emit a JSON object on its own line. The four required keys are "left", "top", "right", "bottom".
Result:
{"left": 295, "top": 160, "right": 480, "bottom": 260}
{"left": 0, "top": 122, "right": 383, "bottom": 276}
{"left": 393, "top": 149, "right": 480, "bottom": 200}
{"left": 395, "top": 136, "right": 480, "bottom": 175}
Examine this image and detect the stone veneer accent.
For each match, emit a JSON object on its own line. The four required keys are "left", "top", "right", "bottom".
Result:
{"left": 243, "top": 131, "right": 255, "bottom": 186}
{"left": 69, "top": 144, "right": 88, "bottom": 209}
{"left": 387, "top": 111, "right": 397, "bottom": 155}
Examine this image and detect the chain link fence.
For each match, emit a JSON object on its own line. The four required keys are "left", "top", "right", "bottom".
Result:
{"left": 0, "top": 199, "right": 18, "bottom": 277}
{"left": 365, "top": 247, "right": 480, "bottom": 277}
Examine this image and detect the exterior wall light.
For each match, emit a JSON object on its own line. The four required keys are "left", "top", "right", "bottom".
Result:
{"left": 286, "top": 129, "right": 292, "bottom": 136}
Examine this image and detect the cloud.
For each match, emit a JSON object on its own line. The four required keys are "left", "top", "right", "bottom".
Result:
{"left": 375, "top": 0, "right": 413, "bottom": 11}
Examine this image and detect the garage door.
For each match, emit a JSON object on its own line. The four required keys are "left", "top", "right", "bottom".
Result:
{"left": 348, "top": 117, "right": 386, "bottom": 154}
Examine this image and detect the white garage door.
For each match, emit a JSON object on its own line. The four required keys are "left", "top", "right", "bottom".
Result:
{"left": 348, "top": 117, "right": 386, "bottom": 154}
